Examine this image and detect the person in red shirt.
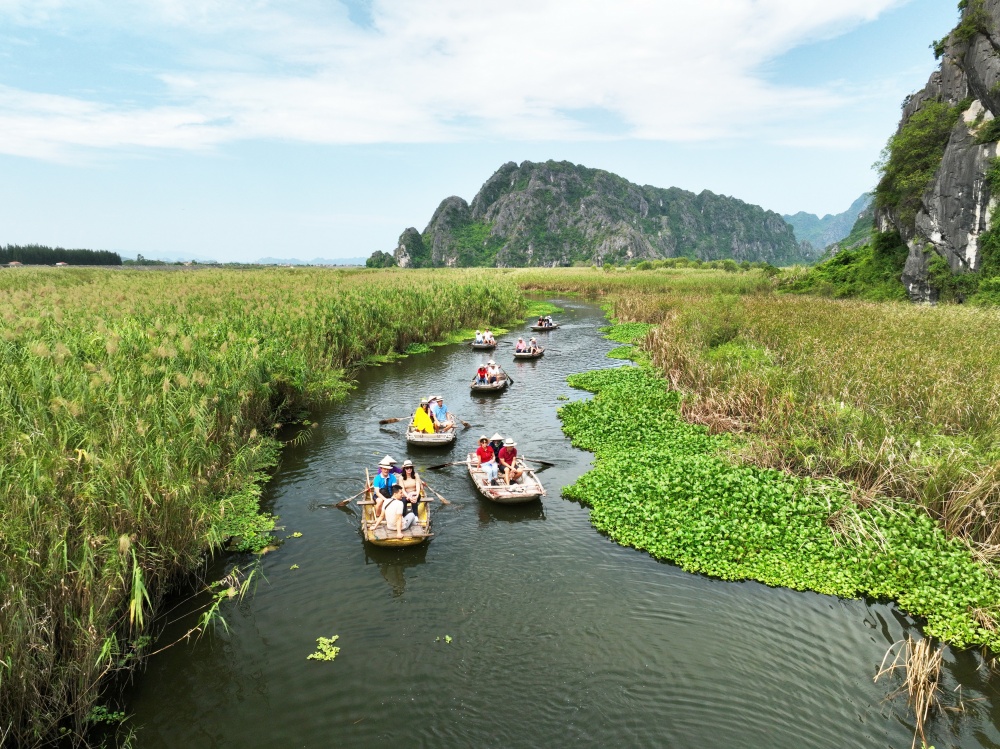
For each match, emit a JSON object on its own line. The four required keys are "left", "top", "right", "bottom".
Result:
{"left": 474, "top": 435, "right": 499, "bottom": 484}
{"left": 476, "top": 364, "right": 488, "bottom": 384}
{"left": 498, "top": 437, "right": 523, "bottom": 485}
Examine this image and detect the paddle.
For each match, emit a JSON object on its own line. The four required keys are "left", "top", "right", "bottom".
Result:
{"left": 427, "top": 461, "right": 465, "bottom": 470}
{"left": 378, "top": 417, "right": 405, "bottom": 425}
{"left": 421, "top": 483, "right": 452, "bottom": 505}
{"left": 500, "top": 367, "right": 515, "bottom": 385}
{"left": 523, "top": 457, "right": 557, "bottom": 467}
{"left": 335, "top": 487, "right": 367, "bottom": 507}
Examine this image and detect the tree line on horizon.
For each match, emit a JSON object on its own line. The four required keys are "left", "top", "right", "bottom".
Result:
{"left": 1, "top": 244, "right": 122, "bottom": 266}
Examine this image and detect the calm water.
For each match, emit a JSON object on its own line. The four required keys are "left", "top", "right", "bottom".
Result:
{"left": 123, "top": 299, "right": 1000, "bottom": 749}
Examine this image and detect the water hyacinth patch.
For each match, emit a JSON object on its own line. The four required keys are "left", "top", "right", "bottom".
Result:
{"left": 559, "top": 365, "right": 1000, "bottom": 652}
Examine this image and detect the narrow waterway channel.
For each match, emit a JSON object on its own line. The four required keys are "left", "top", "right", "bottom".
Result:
{"left": 123, "top": 299, "right": 1000, "bottom": 748}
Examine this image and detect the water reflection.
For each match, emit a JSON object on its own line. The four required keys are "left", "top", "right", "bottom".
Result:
{"left": 363, "top": 544, "right": 429, "bottom": 597}
{"left": 477, "top": 499, "right": 546, "bottom": 526}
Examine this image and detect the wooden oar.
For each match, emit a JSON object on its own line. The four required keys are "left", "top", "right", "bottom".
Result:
{"left": 427, "top": 461, "right": 466, "bottom": 470}
{"left": 500, "top": 367, "right": 515, "bottom": 385}
{"left": 378, "top": 416, "right": 405, "bottom": 425}
{"left": 421, "top": 483, "right": 452, "bottom": 505}
{"left": 335, "top": 488, "right": 367, "bottom": 507}
{"left": 522, "top": 457, "right": 557, "bottom": 467}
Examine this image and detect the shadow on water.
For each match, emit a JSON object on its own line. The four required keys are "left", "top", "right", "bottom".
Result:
{"left": 120, "top": 298, "right": 1000, "bottom": 749}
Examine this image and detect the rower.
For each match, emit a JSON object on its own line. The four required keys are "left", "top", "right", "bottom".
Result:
{"left": 498, "top": 438, "right": 523, "bottom": 484}
{"left": 528, "top": 337, "right": 538, "bottom": 353}
{"left": 486, "top": 360, "right": 500, "bottom": 383}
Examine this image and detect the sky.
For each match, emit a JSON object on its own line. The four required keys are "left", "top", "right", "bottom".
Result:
{"left": 0, "top": 0, "right": 959, "bottom": 262}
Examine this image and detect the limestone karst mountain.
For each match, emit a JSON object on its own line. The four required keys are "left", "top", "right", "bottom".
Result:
{"left": 380, "top": 160, "right": 814, "bottom": 268}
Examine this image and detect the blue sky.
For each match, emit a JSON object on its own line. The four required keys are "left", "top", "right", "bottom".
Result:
{"left": 0, "top": 0, "right": 958, "bottom": 262}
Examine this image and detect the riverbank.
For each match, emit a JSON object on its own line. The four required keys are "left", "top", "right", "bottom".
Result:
{"left": 560, "top": 325, "right": 1000, "bottom": 654}
{"left": 0, "top": 267, "right": 525, "bottom": 746}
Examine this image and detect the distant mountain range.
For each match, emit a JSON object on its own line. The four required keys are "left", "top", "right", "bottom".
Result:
{"left": 782, "top": 194, "right": 872, "bottom": 250}
{"left": 385, "top": 160, "right": 818, "bottom": 268}
{"left": 119, "top": 251, "right": 367, "bottom": 266}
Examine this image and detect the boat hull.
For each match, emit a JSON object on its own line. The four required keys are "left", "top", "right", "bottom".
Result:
{"left": 471, "top": 342, "right": 496, "bottom": 351}
{"left": 465, "top": 453, "right": 545, "bottom": 504}
{"left": 360, "top": 487, "right": 432, "bottom": 547}
{"left": 529, "top": 324, "right": 559, "bottom": 332}
{"left": 513, "top": 349, "right": 543, "bottom": 359}
{"left": 470, "top": 374, "right": 509, "bottom": 392}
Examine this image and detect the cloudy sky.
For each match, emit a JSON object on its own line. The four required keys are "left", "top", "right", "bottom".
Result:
{"left": 0, "top": 0, "right": 957, "bottom": 262}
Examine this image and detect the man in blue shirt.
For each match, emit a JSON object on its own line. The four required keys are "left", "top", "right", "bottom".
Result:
{"left": 372, "top": 455, "right": 399, "bottom": 513}
{"left": 428, "top": 396, "right": 454, "bottom": 432}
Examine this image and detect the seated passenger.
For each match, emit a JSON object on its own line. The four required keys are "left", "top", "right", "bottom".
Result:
{"left": 545, "top": 315, "right": 554, "bottom": 327}
{"left": 484, "top": 329, "right": 495, "bottom": 344}
{"left": 498, "top": 438, "right": 523, "bottom": 484}
{"left": 474, "top": 435, "right": 499, "bottom": 484}
{"left": 372, "top": 485, "right": 416, "bottom": 538}
{"left": 528, "top": 337, "right": 539, "bottom": 354}
{"left": 514, "top": 337, "right": 527, "bottom": 353}
{"left": 476, "top": 364, "right": 488, "bottom": 384}
{"left": 371, "top": 455, "right": 399, "bottom": 514}
{"left": 486, "top": 360, "right": 500, "bottom": 383}
{"left": 429, "top": 395, "right": 454, "bottom": 432}
{"left": 537, "top": 316, "right": 545, "bottom": 327}
{"left": 399, "top": 460, "right": 424, "bottom": 524}
{"left": 411, "top": 399, "right": 435, "bottom": 434}
{"left": 474, "top": 330, "right": 484, "bottom": 344}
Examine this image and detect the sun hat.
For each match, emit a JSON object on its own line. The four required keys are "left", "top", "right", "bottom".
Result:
{"left": 419, "top": 398, "right": 429, "bottom": 405}
{"left": 488, "top": 360, "right": 495, "bottom": 365}
{"left": 478, "top": 434, "right": 488, "bottom": 441}
{"left": 378, "top": 455, "right": 396, "bottom": 467}
{"left": 503, "top": 438, "right": 517, "bottom": 447}
{"left": 402, "top": 459, "right": 414, "bottom": 468}
{"left": 490, "top": 432, "right": 504, "bottom": 441}
{"left": 431, "top": 395, "right": 442, "bottom": 401}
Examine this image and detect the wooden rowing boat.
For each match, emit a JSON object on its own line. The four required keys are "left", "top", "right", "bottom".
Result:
{"left": 513, "top": 348, "right": 544, "bottom": 359}
{"left": 359, "top": 484, "right": 432, "bottom": 547}
{"left": 465, "top": 453, "right": 545, "bottom": 504}
{"left": 529, "top": 323, "right": 560, "bottom": 331}
{"left": 471, "top": 341, "right": 496, "bottom": 351}
{"left": 470, "top": 372, "right": 509, "bottom": 392}
{"left": 406, "top": 417, "right": 458, "bottom": 446}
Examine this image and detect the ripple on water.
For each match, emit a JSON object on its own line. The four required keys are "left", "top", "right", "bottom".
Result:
{"left": 122, "top": 300, "right": 1000, "bottom": 749}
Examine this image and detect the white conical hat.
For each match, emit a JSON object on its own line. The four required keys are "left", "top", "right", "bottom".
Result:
{"left": 489, "top": 432, "right": 504, "bottom": 441}
{"left": 378, "top": 455, "right": 396, "bottom": 467}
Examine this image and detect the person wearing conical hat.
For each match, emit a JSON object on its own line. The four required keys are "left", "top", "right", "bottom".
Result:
{"left": 528, "top": 337, "right": 539, "bottom": 354}
{"left": 488, "top": 432, "right": 504, "bottom": 462}
{"left": 475, "top": 329, "right": 484, "bottom": 344}
{"left": 498, "top": 437, "right": 523, "bottom": 484}
{"left": 411, "top": 398, "right": 435, "bottom": 434}
{"left": 371, "top": 454, "right": 399, "bottom": 514}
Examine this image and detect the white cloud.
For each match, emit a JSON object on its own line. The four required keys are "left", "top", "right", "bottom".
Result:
{"left": 0, "top": 0, "right": 908, "bottom": 159}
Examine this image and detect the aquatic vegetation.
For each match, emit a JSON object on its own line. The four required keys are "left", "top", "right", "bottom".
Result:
{"left": 559, "top": 365, "right": 1000, "bottom": 652}
{"left": 0, "top": 266, "right": 524, "bottom": 746}
{"left": 307, "top": 636, "right": 341, "bottom": 662}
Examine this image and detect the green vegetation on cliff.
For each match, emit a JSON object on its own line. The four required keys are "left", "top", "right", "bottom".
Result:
{"left": 381, "top": 160, "right": 811, "bottom": 268}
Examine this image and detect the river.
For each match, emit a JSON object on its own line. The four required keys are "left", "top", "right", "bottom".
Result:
{"left": 122, "top": 299, "right": 1000, "bottom": 748}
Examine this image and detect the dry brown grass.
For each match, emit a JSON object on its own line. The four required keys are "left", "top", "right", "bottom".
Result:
{"left": 876, "top": 637, "right": 945, "bottom": 749}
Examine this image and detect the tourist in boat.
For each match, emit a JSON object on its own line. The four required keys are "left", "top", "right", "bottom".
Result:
{"left": 371, "top": 455, "right": 400, "bottom": 514}
{"left": 399, "top": 459, "right": 424, "bottom": 522}
{"left": 474, "top": 435, "right": 500, "bottom": 484}
{"left": 537, "top": 315, "right": 546, "bottom": 327}
{"left": 475, "top": 330, "right": 484, "bottom": 344}
{"left": 498, "top": 438, "right": 523, "bottom": 484}
{"left": 545, "top": 315, "right": 554, "bottom": 327}
{"left": 514, "top": 337, "right": 527, "bottom": 353}
{"left": 528, "top": 337, "right": 539, "bottom": 354}
{"left": 486, "top": 360, "right": 501, "bottom": 383}
{"left": 428, "top": 395, "right": 454, "bottom": 432}
{"left": 372, "top": 484, "right": 416, "bottom": 538}
{"left": 488, "top": 432, "right": 505, "bottom": 462}
{"left": 476, "top": 363, "right": 488, "bottom": 384}
{"left": 484, "top": 329, "right": 495, "bottom": 345}
{"left": 412, "top": 399, "right": 435, "bottom": 434}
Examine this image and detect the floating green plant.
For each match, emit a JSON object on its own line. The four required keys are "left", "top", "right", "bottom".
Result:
{"left": 307, "top": 636, "right": 340, "bottom": 662}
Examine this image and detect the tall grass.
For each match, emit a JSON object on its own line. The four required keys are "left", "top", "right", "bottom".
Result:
{"left": 609, "top": 291, "right": 1000, "bottom": 548}
{"left": 0, "top": 266, "right": 524, "bottom": 746}
{"left": 511, "top": 266, "right": 777, "bottom": 296}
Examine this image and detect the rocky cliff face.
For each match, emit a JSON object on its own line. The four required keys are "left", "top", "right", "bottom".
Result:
{"left": 390, "top": 160, "right": 810, "bottom": 268}
{"left": 876, "top": 0, "right": 1000, "bottom": 300}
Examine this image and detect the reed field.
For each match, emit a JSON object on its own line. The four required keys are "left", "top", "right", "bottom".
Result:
{"left": 511, "top": 265, "right": 778, "bottom": 296}
{"left": 0, "top": 266, "right": 523, "bottom": 746}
